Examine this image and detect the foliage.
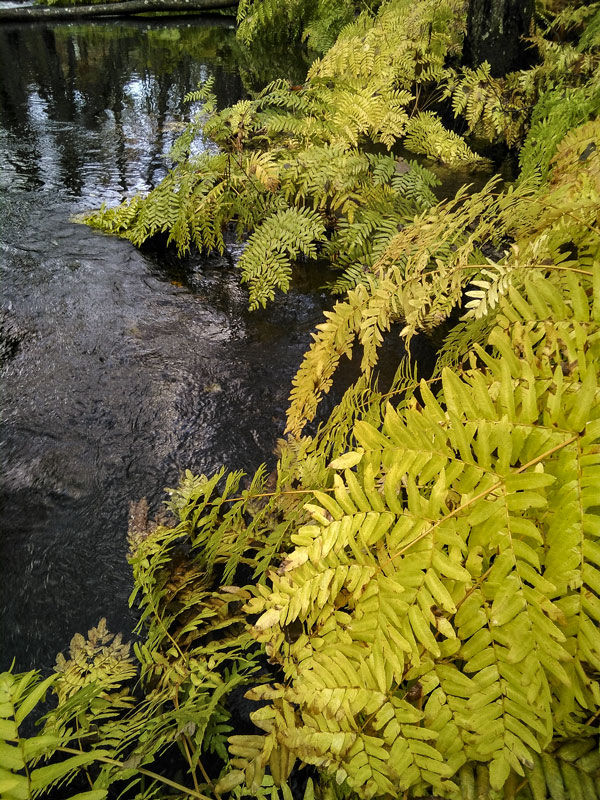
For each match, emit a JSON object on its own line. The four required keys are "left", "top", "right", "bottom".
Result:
{"left": 53, "top": 618, "right": 137, "bottom": 706}
{"left": 286, "top": 126, "right": 600, "bottom": 435}
{"left": 84, "top": 0, "right": 599, "bottom": 313}
{"left": 84, "top": 0, "right": 490, "bottom": 307}
{"left": 0, "top": 662, "right": 118, "bottom": 800}
{"left": 443, "top": 0, "right": 600, "bottom": 149}
{"left": 85, "top": 75, "right": 443, "bottom": 308}
{"left": 6, "top": 2, "right": 600, "bottom": 800}
{"left": 244, "top": 262, "right": 600, "bottom": 799}
{"left": 518, "top": 74, "right": 600, "bottom": 183}
{"left": 236, "top": 0, "right": 377, "bottom": 54}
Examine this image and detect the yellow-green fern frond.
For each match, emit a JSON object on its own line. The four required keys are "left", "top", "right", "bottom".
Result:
{"left": 245, "top": 262, "right": 600, "bottom": 798}
{"left": 404, "top": 112, "right": 489, "bottom": 167}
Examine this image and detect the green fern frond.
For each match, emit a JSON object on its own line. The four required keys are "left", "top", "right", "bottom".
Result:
{"left": 404, "top": 112, "right": 489, "bottom": 167}
{"left": 245, "top": 261, "right": 600, "bottom": 798}
{"left": 518, "top": 75, "right": 600, "bottom": 183}
{"left": 14, "top": 6, "right": 600, "bottom": 800}
{"left": 238, "top": 207, "right": 327, "bottom": 309}
{"left": 577, "top": 5, "right": 600, "bottom": 51}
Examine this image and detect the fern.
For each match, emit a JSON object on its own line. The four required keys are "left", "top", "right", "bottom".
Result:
{"left": 83, "top": 0, "right": 486, "bottom": 295}
{"left": 236, "top": 0, "right": 380, "bottom": 55}
{"left": 83, "top": 0, "right": 599, "bottom": 319}
{"left": 577, "top": 4, "right": 600, "bottom": 51}
{"left": 403, "top": 112, "right": 488, "bottom": 166}
{"left": 0, "top": 660, "right": 131, "bottom": 800}
{"left": 286, "top": 111, "right": 600, "bottom": 435}
{"left": 443, "top": 3, "right": 600, "bottom": 152}
{"left": 237, "top": 0, "right": 308, "bottom": 47}
{"left": 518, "top": 74, "right": 600, "bottom": 183}
{"left": 238, "top": 207, "right": 327, "bottom": 308}
{"left": 239, "top": 262, "right": 600, "bottom": 799}
{"left": 446, "top": 62, "right": 530, "bottom": 148}
{"left": 308, "top": 0, "right": 465, "bottom": 87}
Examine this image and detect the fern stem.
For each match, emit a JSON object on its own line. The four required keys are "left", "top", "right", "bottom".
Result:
{"left": 174, "top": 699, "right": 200, "bottom": 793}
{"left": 585, "top": 706, "right": 600, "bottom": 725}
{"left": 514, "top": 776, "right": 530, "bottom": 795}
{"left": 380, "top": 374, "right": 442, "bottom": 400}
{"left": 173, "top": 689, "right": 201, "bottom": 796}
{"left": 530, "top": 263, "right": 594, "bottom": 276}
{"left": 145, "top": 586, "right": 186, "bottom": 662}
{"left": 16, "top": 737, "right": 32, "bottom": 798}
{"left": 383, "top": 433, "right": 580, "bottom": 565}
{"left": 454, "top": 565, "right": 494, "bottom": 614}
{"left": 198, "top": 756, "right": 223, "bottom": 800}
{"left": 56, "top": 746, "right": 213, "bottom": 800}
{"left": 218, "top": 486, "right": 336, "bottom": 505}
{"left": 517, "top": 196, "right": 600, "bottom": 235}
{"left": 76, "top": 718, "right": 94, "bottom": 790}
{"left": 183, "top": 735, "right": 201, "bottom": 795}
{"left": 389, "top": 261, "right": 593, "bottom": 289}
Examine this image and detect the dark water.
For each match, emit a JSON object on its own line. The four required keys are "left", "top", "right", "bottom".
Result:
{"left": 0, "top": 18, "right": 319, "bottom": 671}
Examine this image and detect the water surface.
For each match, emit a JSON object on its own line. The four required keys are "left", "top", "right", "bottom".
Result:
{"left": 0, "top": 18, "right": 318, "bottom": 671}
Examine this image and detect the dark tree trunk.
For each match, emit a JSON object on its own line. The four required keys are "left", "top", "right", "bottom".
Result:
{"left": 0, "top": 0, "right": 237, "bottom": 24}
{"left": 464, "top": 0, "right": 535, "bottom": 77}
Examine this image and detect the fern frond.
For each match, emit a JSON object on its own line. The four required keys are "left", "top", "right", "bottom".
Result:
{"left": 404, "top": 112, "right": 489, "bottom": 167}
{"left": 518, "top": 75, "right": 600, "bottom": 183}
{"left": 246, "top": 262, "right": 600, "bottom": 798}
{"left": 238, "top": 207, "right": 327, "bottom": 309}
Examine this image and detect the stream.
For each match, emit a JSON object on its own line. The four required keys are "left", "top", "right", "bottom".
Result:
{"left": 0, "top": 16, "right": 319, "bottom": 672}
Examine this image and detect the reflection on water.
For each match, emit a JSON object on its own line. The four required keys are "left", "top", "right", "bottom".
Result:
{"left": 0, "top": 19, "right": 318, "bottom": 671}
{"left": 0, "top": 20, "right": 245, "bottom": 201}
